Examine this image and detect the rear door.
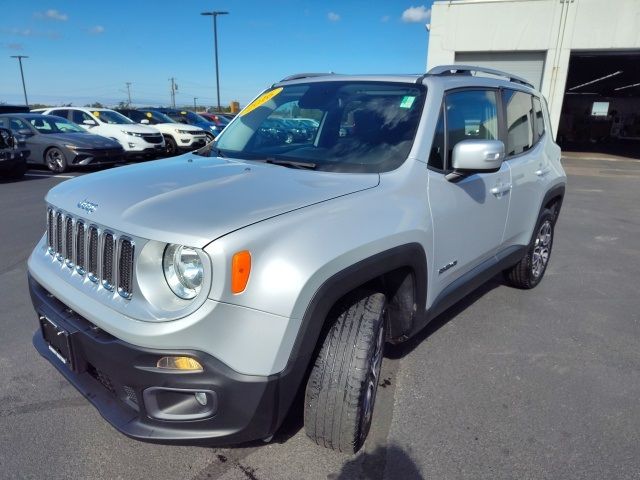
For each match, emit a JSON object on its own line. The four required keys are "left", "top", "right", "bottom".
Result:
{"left": 501, "top": 90, "right": 546, "bottom": 247}
{"left": 428, "top": 89, "right": 511, "bottom": 296}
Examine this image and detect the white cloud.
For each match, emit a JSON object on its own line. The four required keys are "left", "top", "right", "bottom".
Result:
{"left": 327, "top": 12, "right": 341, "bottom": 22}
{"left": 89, "top": 25, "right": 105, "bottom": 35}
{"left": 381, "top": 15, "right": 390, "bottom": 23}
{"left": 35, "top": 9, "right": 69, "bottom": 21}
{"left": 401, "top": 5, "right": 431, "bottom": 23}
{"left": 6, "top": 43, "right": 24, "bottom": 51}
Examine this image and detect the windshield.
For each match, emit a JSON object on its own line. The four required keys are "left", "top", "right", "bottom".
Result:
{"left": 131, "top": 110, "right": 176, "bottom": 124}
{"left": 29, "top": 116, "right": 87, "bottom": 134}
{"left": 91, "top": 110, "right": 134, "bottom": 125}
{"left": 213, "top": 81, "right": 425, "bottom": 173}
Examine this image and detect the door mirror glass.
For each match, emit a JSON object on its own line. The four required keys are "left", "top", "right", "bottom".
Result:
{"left": 17, "top": 128, "right": 33, "bottom": 136}
{"left": 450, "top": 139, "right": 504, "bottom": 179}
{"left": 82, "top": 119, "right": 97, "bottom": 126}
{"left": 140, "top": 119, "right": 150, "bottom": 124}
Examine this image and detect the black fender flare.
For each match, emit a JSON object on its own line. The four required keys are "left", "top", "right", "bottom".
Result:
{"left": 269, "top": 242, "right": 427, "bottom": 431}
{"left": 540, "top": 183, "right": 566, "bottom": 222}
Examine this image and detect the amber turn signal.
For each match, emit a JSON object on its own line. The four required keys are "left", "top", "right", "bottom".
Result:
{"left": 231, "top": 250, "right": 251, "bottom": 294}
{"left": 157, "top": 356, "right": 203, "bottom": 372}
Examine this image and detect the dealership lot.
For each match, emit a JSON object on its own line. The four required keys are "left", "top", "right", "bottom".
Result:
{"left": 0, "top": 154, "right": 639, "bottom": 479}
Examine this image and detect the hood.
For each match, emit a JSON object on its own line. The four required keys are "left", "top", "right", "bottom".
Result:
{"left": 43, "top": 133, "right": 122, "bottom": 149}
{"left": 46, "top": 154, "right": 379, "bottom": 247}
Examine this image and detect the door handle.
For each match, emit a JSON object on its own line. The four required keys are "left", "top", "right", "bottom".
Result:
{"left": 536, "top": 167, "right": 551, "bottom": 176}
{"left": 491, "top": 183, "right": 512, "bottom": 197}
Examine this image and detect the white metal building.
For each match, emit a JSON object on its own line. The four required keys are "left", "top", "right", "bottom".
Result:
{"left": 427, "top": 0, "right": 640, "bottom": 148}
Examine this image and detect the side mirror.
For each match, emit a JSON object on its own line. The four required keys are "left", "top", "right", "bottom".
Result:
{"left": 82, "top": 119, "right": 97, "bottom": 126}
{"left": 447, "top": 139, "right": 504, "bottom": 181}
{"left": 140, "top": 119, "right": 150, "bottom": 125}
{"left": 17, "top": 128, "right": 33, "bottom": 136}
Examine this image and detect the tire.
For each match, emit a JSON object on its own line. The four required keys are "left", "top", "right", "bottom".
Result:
{"left": 164, "top": 136, "right": 178, "bottom": 157}
{"left": 205, "top": 132, "right": 215, "bottom": 143}
{"left": 504, "top": 208, "right": 555, "bottom": 289}
{"left": 304, "top": 290, "right": 387, "bottom": 453}
{"left": 45, "top": 147, "right": 68, "bottom": 173}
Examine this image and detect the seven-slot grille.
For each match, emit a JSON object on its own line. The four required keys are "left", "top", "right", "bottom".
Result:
{"left": 46, "top": 207, "right": 134, "bottom": 299}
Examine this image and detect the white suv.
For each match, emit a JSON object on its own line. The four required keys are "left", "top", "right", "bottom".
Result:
{"left": 42, "top": 107, "right": 165, "bottom": 159}
{"left": 116, "top": 109, "right": 208, "bottom": 156}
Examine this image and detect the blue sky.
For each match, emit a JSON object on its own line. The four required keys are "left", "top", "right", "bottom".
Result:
{"left": 0, "top": 1, "right": 434, "bottom": 108}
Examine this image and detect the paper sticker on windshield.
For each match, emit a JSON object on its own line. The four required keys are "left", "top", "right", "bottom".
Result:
{"left": 400, "top": 96, "right": 416, "bottom": 109}
{"left": 180, "top": 111, "right": 187, "bottom": 115}
{"left": 92, "top": 111, "right": 100, "bottom": 117}
{"left": 240, "top": 87, "right": 283, "bottom": 117}
{"left": 146, "top": 112, "right": 152, "bottom": 118}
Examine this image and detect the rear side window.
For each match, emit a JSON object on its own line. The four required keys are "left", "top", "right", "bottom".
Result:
{"left": 532, "top": 96, "right": 545, "bottom": 141}
{"left": 503, "top": 90, "right": 534, "bottom": 156}
{"left": 49, "top": 109, "right": 69, "bottom": 119}
{"left": 445, "top": 89, "right": 499, "bottom": 163}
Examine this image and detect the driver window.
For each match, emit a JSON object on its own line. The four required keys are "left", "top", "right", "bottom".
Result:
{"left": 444, "top": 90, "right": 498, "bottom": 164}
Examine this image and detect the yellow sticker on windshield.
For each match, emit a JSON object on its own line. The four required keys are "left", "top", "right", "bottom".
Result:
{"left": 92, "top": 111, "right": 100, "bottom": 117}
{"left": 180, "top": 111, "right": 187, "bottom": 115}
{"left": 240, "top": 88, "right": 283, "bottom": 117}
{"left": 146, "top": 112, "right": 152, "bottom": 118}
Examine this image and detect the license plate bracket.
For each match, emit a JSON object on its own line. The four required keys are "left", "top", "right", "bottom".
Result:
{"left": 39, "top": 316, "right": 74, "bottom": 370}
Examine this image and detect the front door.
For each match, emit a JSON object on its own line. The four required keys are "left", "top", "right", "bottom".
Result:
{"left": 427, "top": 89, "right": 511, "bottom": 299}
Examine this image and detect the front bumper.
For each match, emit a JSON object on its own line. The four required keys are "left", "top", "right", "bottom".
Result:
{"left": 70, "top": 148, "right": 124, "bottom": 166}
{"left": 29, "top": 275, "right": 283, "bottom": 445}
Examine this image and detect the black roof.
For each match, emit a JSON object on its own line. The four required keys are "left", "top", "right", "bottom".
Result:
{"left": 0, "top": 105, "right": 30, "bottom": 114}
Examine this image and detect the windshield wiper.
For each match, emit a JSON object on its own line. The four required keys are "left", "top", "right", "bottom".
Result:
{"left": 263, "top": 158, "right": 317, "bottom": 170}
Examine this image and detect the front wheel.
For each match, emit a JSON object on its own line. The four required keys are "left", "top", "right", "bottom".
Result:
{"left": 45, "top": 147, "right": 68, "bottom": 173}
{"left": 164, "top": 136, "right": 178, "bottom": 156}
{"left": 504, "top": 208, "right": 555, "bottom": 289}
{"left": 304, "top": 290, "right": 386, "bottom": 453}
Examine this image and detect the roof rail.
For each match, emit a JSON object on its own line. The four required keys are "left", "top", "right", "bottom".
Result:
{"left": 427, "top": 65, "right": 534, "bottom": 89}
{"left": 279, "top": 72, "right": 335, "bottom": 82}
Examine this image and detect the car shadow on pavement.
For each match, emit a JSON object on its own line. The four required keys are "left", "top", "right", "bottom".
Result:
{"left": 385, "top": 275, "right": 503, "bottom": 360}
{"left": 329, "top": 444, "right": 423, "bottom": 480}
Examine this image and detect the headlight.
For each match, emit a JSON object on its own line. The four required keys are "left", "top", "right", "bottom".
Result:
{"left": 63, "top": 144, "right": 78, "bottom": 149}
{"left": 176, "top": 129, "right": 194, "bottom": 135}
{"left": 122, "top": 130, "right": 143, "bottom": 137}
{"left": 163, "top": 244, "right": 204, "bottom": 299}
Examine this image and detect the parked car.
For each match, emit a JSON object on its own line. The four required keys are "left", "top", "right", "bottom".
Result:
{"left": 155, "top": 108, "right": 220, "bottom": 141}
{"left": 0, "top": 114, "right": 124, "bottom": 173}
{"left": 41, "top": 107, "right": 164, "bottom": 159}
{"left": 0, "top": 127, "right": 29, "bottom": 179}
{"left": 117, "top": 109, "right": 208, "bottom": 156}
{"left": 198, "top": 112, "right": 230, "bottom": 129}
{"left": 0, "top": 105, "right": 30, "bottom": 114}
{"left": 28, "top": 67, "right": 565, "bottom": 454}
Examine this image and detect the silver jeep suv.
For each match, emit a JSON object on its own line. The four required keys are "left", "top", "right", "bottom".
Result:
{"left": 28, "top": 66, "right": 566, "bottom": 453}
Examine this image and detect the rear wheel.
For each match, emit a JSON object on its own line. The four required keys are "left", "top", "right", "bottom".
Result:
{"left": 45, "top": 147, "right": 67, "bottom": 173}
{"left": 504, "top": 208, "right": 555, "bottom": 289}
{"left": 304, "top": 290, "right": 386, "bottom": 453}
{"left": 205, "top": 132, "right": 215, "bottom": 143}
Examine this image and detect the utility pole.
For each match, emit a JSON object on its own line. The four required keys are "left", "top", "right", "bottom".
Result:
{"left": 169, "top": 77, "right": 177, "bottom": 108}
{"left": 193, "top": 97, "right": 198, "bottom": 111}
{"left": 10, "top": 55, "right": 29, "bottom": 106}
{"left": 125, "top": 82, "right": 132, "bottom": 106}
{"left": 201, "top": 11, "right": 229, "bottom": 112}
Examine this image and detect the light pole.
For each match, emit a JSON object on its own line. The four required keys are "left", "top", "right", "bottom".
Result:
{"left": 10, "top": 55, "right": 29, "bottom": 106}
{"left": 201, "top": 11, "right": 228, "bottom": 112}
{"left": 193, "top": 97, "right": 198, "bottom": 111}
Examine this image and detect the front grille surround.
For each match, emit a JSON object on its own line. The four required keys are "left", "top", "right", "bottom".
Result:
{"left": 46, "top": 208, "right": 135, "bottom": 300}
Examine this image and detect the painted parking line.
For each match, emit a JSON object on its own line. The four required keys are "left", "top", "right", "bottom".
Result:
{"left": 24, "top": 173, "right": 76, "bottom": 179}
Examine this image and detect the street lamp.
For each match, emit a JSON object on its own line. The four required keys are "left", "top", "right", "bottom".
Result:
{"left": 10, "top": 55, "right": 29, "bottom": 106}
{"left": 201, "top": 10, "right": 229, "bottom": 112}
{"left": 193, "top": 97, "right": 198, "bottom": 111}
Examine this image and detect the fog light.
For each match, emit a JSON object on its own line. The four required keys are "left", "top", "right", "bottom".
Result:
{"left": 157, "top": 356, "right": 203, "bottom": 372}
{"left": 195, "top": 392, "right": 208, "bottom": 406}
{"left": 128, "top": 142, "right": 136, "bottom": 148}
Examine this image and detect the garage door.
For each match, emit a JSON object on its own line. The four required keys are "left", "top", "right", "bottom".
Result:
{"left": 455, "top": 51, "right": 546, "bottom": 90}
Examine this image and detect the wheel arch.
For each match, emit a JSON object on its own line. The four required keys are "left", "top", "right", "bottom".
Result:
{"left": 540, "top": 184, "right": 565, "bottom": 223}
{"left": 270, "top": 243, "right": 427, "bottom": 432}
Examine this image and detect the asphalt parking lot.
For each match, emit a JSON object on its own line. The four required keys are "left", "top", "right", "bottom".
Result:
{"left": 1, "top": 155, "right": 639, "bottom": 480}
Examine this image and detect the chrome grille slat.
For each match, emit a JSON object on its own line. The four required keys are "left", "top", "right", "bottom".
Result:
{"left": 76, "top": 221, "right": 85, "bottom": 274}
{"left": 102, "top": 232, "right": 115, "bottom": 290}
{"left": 118, "top": 238, "right": 134, "bottom": 299}
{"left": 55, "top": 212, "right": 63, "bottom": 259}
{"left": 87, "top": 226, "right": 99, "bottom": 282}
{"left": 44, "top": 207, "right": 134, "bottom": 299}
